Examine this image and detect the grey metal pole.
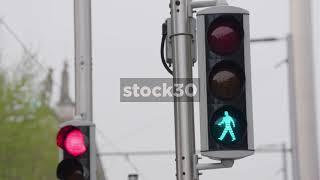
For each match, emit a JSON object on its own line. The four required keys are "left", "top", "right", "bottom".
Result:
{"left": 282, "top": 143, "right": 288, "bottom": 180}
{"left": 286, "top": 35, "right": 300, "bottom": 180}
{"left": 74, "top": 0, "right": 93, "bottom": 121}
{"left": 169, "top": 0, "right": 196, "bottom": 180}
{"left": 289, "top": 0, "right": 320, "bottom": 179}
{"left": 74, "top": 1, "right": 97, "bottom": 180}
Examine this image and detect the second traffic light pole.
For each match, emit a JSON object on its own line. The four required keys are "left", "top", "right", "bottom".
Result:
{"left": 74, "top": 0, "right": 93, "bottom": 121}
{"left": 74, "top": 0, "right": 97, "bottom": 179}
{"left": 289, "top": 0, "right": 319, "bottom": 179}
{"left": 169, "top": 0, "right": 197, "bottom": 180}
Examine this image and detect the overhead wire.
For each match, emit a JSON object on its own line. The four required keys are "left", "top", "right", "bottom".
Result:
{"left": 96, "top": 128, "right": 122, "bottom": 152}
{"left": 0, "top": 17, "right": 62, "bottom": 88}
{"left": 96, "top": 128, "right": 148, "bottom": 180}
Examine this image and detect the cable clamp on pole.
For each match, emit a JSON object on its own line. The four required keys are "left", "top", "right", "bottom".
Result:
{"left": 169, "top": 32, "right": 194, "bottom": 39}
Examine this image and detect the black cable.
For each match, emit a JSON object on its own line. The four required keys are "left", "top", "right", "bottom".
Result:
{"left": 161, "top": 22, "right": 173, "bottom": 76}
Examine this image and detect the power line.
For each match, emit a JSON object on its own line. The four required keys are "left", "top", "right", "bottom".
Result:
{"left": 96, "top": 128, "right": 148, "bottom": 180}
{"left": 96, "top": 128, "right": 122, "bottom": 152}
{"left": 98, "top": 146, "right": 291, "bottom": 180}
{"left": 250, "top": 36, "right": 287, "bottom": 43}
{"left": 98, "top": 150, "right": 175, "bottom": 157}
{"left": 0, "top": 18, "right": 47, "bottom": 71}
{"left": 98, "top": 147, "right": 292, "bottom": 157}
{"left": 0, "top": 18, "right": 62, "bottom": 88}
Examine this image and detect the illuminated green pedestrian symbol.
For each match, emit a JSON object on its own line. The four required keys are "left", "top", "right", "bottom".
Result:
{"left": 218, "top": 111, "right": 236, "bottom": 142}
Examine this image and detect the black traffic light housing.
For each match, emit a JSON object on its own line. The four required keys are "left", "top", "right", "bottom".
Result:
{"left": 57, "top": 158, "right": 84, "bottom": 180}
{"left": 197, "top": 6, "right": 254, "bottom": 160}
{"left": 56, "top": 120, "right": 96, "bottom": 180}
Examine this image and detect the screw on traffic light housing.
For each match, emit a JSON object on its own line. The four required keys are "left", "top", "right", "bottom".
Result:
{"left": 56, "top": 120, "right": 96, "bottom": 180}
{"left": 197, "top": 6, "right": 254, "bottom": 160}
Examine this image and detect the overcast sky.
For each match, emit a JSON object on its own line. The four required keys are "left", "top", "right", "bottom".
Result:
{"left": 0, "top": 0, "right": 319, "bottom": 179}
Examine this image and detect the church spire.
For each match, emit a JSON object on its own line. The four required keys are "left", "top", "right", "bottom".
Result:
{"left": 57, "top": 61, "right": 73, "bottom": 106}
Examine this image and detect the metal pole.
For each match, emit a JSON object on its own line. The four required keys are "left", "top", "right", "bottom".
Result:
{"left": 282, "top": 143, "right": 288, "bottom": 180}
{"left": 74, "top": 0, "right": 93, "bottom": 121}
{"left": 286, "top": 35, "right": 300, "bottom": 180}
{"left": 289, "top": 0, "right": 320, "bottom": 178}
{"left": 169, "top": 0, "right": 196, "bottom": 179}
{"left": 74, "top": 0, "right": 97, "bottom": 180}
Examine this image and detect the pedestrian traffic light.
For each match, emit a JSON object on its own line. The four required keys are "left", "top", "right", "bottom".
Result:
{"left": 197, "top": 6, "right": 254, "bottom": 159}
{"left": 56, "top": 120, "right": 96, "bottom": 180}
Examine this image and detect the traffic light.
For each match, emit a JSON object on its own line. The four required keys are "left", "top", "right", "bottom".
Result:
{"left": 56, "top": 120, "right": 96, "bottom": 180}
{"left": 197, "top": 6, "right": 254, "bottom": 159}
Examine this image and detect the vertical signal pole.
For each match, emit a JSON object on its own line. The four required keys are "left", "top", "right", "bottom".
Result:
{"left": 74, "top": 0, "right": 93, "bottom": 121}
{"left": 281, "top": 143, "right": 288, "bottom": 180}
{"left": 287, "top": 35, "right": 300, "bottom": 180}
{"left": 74, "top": 0, "right": 96, "bottom": 179}
{"left": 169, "top": 0, "right": 196, "bottom": 180}
{"left": 289, "top": 0, "right": 320, "bottom": 179}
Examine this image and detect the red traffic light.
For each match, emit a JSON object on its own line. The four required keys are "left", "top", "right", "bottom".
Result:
{"left": 207, "top": 16, "right": 243, "bottom": 55}
{"left": 64, "top": 129, "right": 87, "bottom": 157}
{"left": 57, "top": 126, "right": 87, "bottom": 157}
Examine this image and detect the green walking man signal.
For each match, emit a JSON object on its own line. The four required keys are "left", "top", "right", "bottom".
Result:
{"left": 218, "top": 111, "right": 236, "bottom": 142}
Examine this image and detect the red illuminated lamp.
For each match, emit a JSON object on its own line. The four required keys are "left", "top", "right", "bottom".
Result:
{"left": 207, "top": 16, "right": 243, "bottom": 55}
{"left": 57, "top": 126, "right": 87, "bottom": 157}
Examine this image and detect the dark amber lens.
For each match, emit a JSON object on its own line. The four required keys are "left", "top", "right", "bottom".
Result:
{"left": 210, "top": 68, "right": 243, "bottom": 100}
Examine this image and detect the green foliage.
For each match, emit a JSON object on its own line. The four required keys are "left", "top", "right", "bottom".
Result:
{"left": 0, "top": 68, "right": 58, "bottom": 180}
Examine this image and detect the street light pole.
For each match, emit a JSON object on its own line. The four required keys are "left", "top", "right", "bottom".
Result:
{"left": 289, "top": 0, "right": 320, "bottom": 179}
{"left": 169, "top": 0, "right": 197, "bottom": 180}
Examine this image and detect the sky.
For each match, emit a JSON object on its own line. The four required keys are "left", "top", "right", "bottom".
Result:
{"left": 0, "top": 0, "right": 319, "bottom": 180}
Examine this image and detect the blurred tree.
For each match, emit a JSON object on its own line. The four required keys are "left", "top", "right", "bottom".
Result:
{"left": 0, "top": 55, "right": 58, "bottom": 180}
